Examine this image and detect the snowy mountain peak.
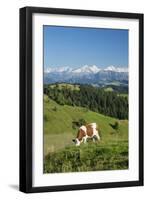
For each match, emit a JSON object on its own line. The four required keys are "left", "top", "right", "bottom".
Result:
{"left": 89, "top": 65, "right": 101, "bottom": 73}
{"left": 105, "top": 66, "right": 116, "bottom": 71}
{"left": 104, "top": 66, "right": 128, "bottom": 73}
{"left": 45, "top": 66, "right": 71, "bottom": 73}
{"left": 72, "top": 65, "right": 101, "bottom": 74}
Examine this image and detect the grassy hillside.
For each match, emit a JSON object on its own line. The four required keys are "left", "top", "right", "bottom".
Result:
{"left": 44, "top": 94, "right": 128, "bottom": 173}
{"left": 44, "top": 142, "right": 128, "bottom": 173}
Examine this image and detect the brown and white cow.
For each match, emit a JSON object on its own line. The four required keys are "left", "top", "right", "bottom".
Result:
{"left": 72, "top": 123, "right": 100, "bottom": 146}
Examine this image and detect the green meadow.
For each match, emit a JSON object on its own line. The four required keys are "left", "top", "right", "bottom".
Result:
{"left": 43, "top": 94, "right": 128, "bottom": 173}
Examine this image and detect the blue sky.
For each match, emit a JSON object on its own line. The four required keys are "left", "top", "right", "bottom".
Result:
{"left": 44, "top": 26, "right": 128, "bottom": 69}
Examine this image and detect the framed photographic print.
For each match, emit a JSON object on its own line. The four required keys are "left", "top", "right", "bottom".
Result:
{"left": 19, "top": 7, "right": 144, "bottom": 193}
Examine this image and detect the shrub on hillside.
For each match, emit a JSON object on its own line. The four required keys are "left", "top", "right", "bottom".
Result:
{"left": 72, "top": 118, "right": 87, "bottom": 129}
{"left": 113, "top": 121, "right": 119, "bottom": 130}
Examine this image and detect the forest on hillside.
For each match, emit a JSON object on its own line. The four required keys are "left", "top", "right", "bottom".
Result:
{"left": 44, "top": 84, "right": 128, "bottom": 119}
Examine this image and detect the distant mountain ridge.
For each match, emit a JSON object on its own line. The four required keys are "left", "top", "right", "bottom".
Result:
{"left": 44, "top": 65, "right": 128, "bottom": 85}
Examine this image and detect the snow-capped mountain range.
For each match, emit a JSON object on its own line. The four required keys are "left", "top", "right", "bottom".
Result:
{"left": 45, "top": 65, "right": 128, "bottom": 74}
{"left": 44, "top": 65, "right": 128, "bottom": 85}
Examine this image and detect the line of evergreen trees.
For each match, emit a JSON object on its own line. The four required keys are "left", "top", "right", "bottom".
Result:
{"left": 44, "top": 84, "right": 128, "bottom": 119}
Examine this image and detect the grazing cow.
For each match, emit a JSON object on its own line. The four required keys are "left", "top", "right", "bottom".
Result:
{"left": 72, "top": 123, "right": 100, "bottom": 146}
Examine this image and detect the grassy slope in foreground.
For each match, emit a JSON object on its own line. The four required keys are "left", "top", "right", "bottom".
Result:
{"left": 44, "top": 95, "right": 128, "bottom": 173}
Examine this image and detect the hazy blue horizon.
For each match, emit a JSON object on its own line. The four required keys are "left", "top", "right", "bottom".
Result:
{"left": 44, "top": 26, "right": 128, "bottom": 69}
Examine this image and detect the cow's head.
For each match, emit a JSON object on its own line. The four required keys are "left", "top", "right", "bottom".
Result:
{"left": 72, "top": 126, "right": 87, "bottom": 146}
{"left": 72, "top": 138, "right": 80, "bottom": 146}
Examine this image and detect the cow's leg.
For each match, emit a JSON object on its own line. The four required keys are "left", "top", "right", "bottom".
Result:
{"left": 93, "top": 135, "right": 98, "bottom": 142}
{"left": 75, "top": 138, "right": 80, "bottom": 146}
{"left": 97, "top": 132, "right": 100, "bottom": 141}
{"left": 83, "top": 136, "right": 87, "bottom": 144}
{"left": 93, "top": 130, "right": 100, "bottom": 142}
{"left": 93, "top": 136, "right": 96, "bottom": 142}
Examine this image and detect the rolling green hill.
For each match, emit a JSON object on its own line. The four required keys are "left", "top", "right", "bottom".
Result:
{"left": 44, "top": 83, "right": 128, "bottom": 119}
{"left": 44, "top": 95, "right": 128, "bottom": 173}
